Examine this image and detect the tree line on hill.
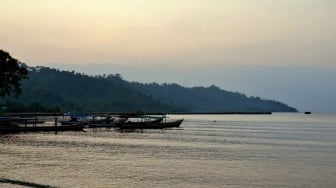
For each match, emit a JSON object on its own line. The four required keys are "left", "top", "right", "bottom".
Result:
{"left": 1, "top": 66, "right": 297, "bottom": 113}
{"left": 0, "top": 49, "right": 297, "bottom": 113}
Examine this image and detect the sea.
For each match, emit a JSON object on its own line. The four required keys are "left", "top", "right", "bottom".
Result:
{"left": 0, "top": 113, "right": 336, "bottom": 188}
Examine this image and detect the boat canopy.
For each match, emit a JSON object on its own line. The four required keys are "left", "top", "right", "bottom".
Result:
{"left": 63, "top": 113, "right": 93, "bottom": 117}
{"left": 140, "top": 115, "right": 166, "bottom": 119}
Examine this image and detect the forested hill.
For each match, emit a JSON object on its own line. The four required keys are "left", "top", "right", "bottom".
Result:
{"left": 2, "top": 66, "right": 297, "bottom": 112}
{"left": 129, "top": 83, "right": 297, "bottom": 112}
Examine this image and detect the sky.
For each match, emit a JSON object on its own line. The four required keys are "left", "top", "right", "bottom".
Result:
{"left": 1, "top": 0, "right": 335, "bottom": 112}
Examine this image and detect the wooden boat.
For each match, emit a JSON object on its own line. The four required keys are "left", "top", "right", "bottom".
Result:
{"left": 0, "top": 117, "right": 19, "bottom": 127}
{"left": 88, "top": 122, "right": 118, "bottom": 128}
{"left": 88, "top": 115, "right": 126, "bottom": 128}
{"left": 114, "top": 117, "right": 163, "bottom": 129}
{"left": 89, "top": 115, "right": 164, "bottom": 129}
{"left": 61, "top": 113, "right": 93, "bottom": 126}
{"left": 117, "top": 119, "right": 183, "bottom": 129}
{"left": 61, "top": 116, "right": 89, "bottom": 126}
{"left": 0, "top": 117, "right": 86, "bottom": 133}
{"left": 22, "top": 119, "right": 45, "bottom": 124}
{"left": 149, "top": 119, "right": 184, "bottom": 129}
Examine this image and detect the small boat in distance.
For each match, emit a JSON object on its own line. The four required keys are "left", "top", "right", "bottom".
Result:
{"left": 304, "top": 112, "right": 312, "bottom": 114}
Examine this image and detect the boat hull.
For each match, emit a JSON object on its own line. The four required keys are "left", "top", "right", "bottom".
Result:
{"left": 117, "top": 119, "right": 183, "bottom": 129}
{"left": 88, "top": 123, "right": 117, "bottom": 128}
{"left": 0, "top": 122, "right": 86, "bottom": 134}
{"left": 90, "top": 117, "right": 165, "bottom": 129}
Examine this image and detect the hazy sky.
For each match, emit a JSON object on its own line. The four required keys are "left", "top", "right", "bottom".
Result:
{"left": 1, "top": 0, "right": 335, "bottom": 112}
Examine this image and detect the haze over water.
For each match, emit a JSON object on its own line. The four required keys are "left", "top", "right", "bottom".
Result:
{"left": 1, "top": 113, "right": 335, "bottom": 187}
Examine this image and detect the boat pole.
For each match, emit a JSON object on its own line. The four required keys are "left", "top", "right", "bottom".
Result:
{"left": 55, "top": 117, "right": 58, "bottom": 126}
{"left": 54, "top": 117, "right": 58, "bottom": 134}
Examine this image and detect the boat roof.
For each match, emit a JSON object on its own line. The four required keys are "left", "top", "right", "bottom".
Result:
{"left": 63, "top": 113, "right": 93, "bottom": 117}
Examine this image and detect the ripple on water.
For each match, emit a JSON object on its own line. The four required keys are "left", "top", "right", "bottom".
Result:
{"left": 1, "top": 114, "right": 336, "bottom": 187}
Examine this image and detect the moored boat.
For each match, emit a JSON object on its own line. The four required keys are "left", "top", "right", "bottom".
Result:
{"left": 61, "top": 117, "right": 81, "bottom": 125}
{"left": 89, "top": 122, "right": 118, "bottom": 128}
{"left": 88, "top": 115, "right": 127, "bottom": 128}
{"left": 89, "top": 115, "right": 164, "bottom": 129}
{"left": 117, "top": 119, "right": 183, "bottom": 129}
{"left": 61, "top": 115, "right": 90, "bottom": 126}
{"left": 0, "top": 117, "right": 86, "bottom": 133}
{"left": 149, "top": 119, "right": 184, "bottom": 129}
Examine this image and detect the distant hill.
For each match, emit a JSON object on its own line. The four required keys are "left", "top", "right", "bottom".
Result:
{"left": 129, "top": 83, "right": 297, "bottom": 112}
{"left": 1, "top": 66, "right": 297, "bottom": 113}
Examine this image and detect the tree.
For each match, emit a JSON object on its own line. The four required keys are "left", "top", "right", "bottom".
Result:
{"left": 0, "top": 50, "right": 28, "bottom": 97}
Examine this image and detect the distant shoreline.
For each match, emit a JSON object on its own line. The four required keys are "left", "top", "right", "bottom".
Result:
{"left": 3, "top": 112, "right": 274, "bottom": 117}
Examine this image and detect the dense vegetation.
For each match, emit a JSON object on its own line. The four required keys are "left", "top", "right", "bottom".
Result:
{"left": 0, "top": 100, "right": 60, "bottom": 113}
{"left": 1, "top": 66, "right": 297, "bottom": 113}
{"left": 130, "top": 83, "right": 297, "bottom": 112}
{"left": 0, "top": 49, "right": 28, "bottom": 97}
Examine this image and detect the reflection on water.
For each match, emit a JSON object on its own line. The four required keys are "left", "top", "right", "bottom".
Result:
{"left": 1, "top": 113, "right": 336, "bottom": 187}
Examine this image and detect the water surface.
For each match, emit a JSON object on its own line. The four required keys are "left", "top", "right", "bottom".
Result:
{"left": 1, "top": 113, "right": 335, "bottom": 187}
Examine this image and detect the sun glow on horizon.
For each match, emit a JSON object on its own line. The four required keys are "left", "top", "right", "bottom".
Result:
{"left": 0, "top": 0, "right": 335, "bottom": 67}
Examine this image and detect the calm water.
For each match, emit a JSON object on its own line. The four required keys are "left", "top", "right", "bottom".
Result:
{"left": 1, "top": 113, "right": 336, "bottom": 187}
